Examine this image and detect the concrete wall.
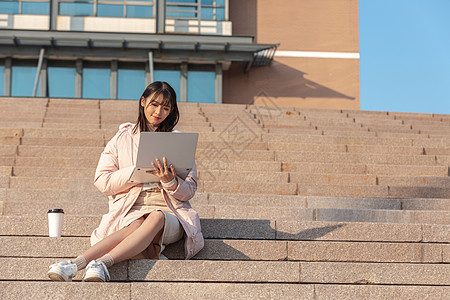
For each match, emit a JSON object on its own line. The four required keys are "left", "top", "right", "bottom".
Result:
{"left": 226, "top": 0, "right": 360, "bottom": 110}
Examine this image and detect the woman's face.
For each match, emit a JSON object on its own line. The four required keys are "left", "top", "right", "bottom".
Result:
{"left": 141, "top": 93, "right": 172, "bottom": 130}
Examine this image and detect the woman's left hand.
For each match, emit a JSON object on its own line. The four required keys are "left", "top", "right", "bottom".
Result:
{"left": 150, "top": 157, "right": 177, "bottom": 184}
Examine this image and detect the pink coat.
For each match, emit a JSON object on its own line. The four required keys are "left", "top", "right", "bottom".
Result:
{"left": 90, "top": 123, "right": 204, "bottom": 259}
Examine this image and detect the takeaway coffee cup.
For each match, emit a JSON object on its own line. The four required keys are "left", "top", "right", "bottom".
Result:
{"left": 48, "top": 209, "right": 64, "bottom": 237}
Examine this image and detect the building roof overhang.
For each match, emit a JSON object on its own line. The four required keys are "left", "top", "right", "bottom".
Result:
{"left": 0, "top": 30, "right": 278, "bottom": 68}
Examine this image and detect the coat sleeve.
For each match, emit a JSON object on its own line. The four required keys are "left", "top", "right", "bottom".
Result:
{"left": 164, "top": 161, "right": 197, "bottom": 202}
{"left": 94, "top": 129, "right": 137, "bottom": 197}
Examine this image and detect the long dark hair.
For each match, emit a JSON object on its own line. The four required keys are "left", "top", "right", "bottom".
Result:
{"left": 133, "top": 81, "right": 179, "bottom": 133}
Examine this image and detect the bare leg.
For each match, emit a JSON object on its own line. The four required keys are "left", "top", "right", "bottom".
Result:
{"left": 108, "top": 210, "right": 165, "bottom": 264}
{"left": 81, "top": 217, "right": 145, "bottom": 262}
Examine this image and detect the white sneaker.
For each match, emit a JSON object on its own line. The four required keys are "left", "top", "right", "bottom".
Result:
{"left": 82, "top": 260, "right": 110, "bottom": 282}
{"left": 47, "top": 260, "right": 78, "bottom": 282}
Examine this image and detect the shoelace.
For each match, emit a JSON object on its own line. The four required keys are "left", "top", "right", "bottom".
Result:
{"left": 82, "top": 260, "right": 111, "bottom": 282}
{"left": 49, "top": 260, "right": 72, "bottom": 269}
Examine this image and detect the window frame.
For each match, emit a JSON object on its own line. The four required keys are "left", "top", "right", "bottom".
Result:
{"left": 57, "top": 0, "right": 155, "bottom": 18}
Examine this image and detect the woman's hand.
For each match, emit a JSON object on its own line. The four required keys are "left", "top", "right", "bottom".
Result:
{"left": 149, "top": 157, "right": 178, "bottom": 190}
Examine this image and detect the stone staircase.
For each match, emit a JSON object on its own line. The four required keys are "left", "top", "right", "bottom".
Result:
{"left": 0, "top": 97, "right": 449, "bottom": 299}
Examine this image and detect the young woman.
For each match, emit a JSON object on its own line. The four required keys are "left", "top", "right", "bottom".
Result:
{"left": 47, "top": 81, "right": 204, "bottom": 282}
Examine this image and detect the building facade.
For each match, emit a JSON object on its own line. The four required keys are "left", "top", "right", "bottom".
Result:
{"left": 0, "top": 0, "right": 359, "bottom": 109}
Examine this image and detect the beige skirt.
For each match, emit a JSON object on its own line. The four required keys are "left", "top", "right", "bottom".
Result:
{"left": 121, "top": 189, "right": 184, "bottom": 259}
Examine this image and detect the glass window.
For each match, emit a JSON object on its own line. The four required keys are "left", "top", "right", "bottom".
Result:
{"left": 117, "top": 69, "right": 145, "bottom": 100}
{"left": 154, "top": 70, "right": 180, "bottom": 101}
{"left": 0, "top": 66, "right": 4, "bottom": 96}
{"left": 0, "top": 1, "right": 19, "bottom": 14}
{"left": 187, "top": 70, "right": 215, "bottom": 103}
{"left": 98, "top": 4, "right": 123, "bottom": 17}
{"left": 167, "top": 6, "right": 196, "bottom": 18}
{"left": 216, "top": 7, "right": 224, "bottom": 20}
{"left": 127, "top": 5, "right": 153, "bottom": 18}
{"left": 48, "top": 67, "right": 76, "bottom": 98}
{"left": 202, "top": 0, "right": 213, "bottom": 5}
{"left": 59, "top": 3, "right": 93, "bottom": 16}
{"left": 83, "top": 68, "right": 110, "bottom": 99}
{"left": 201, "top": 7, "right": 213, "bottom": 20}
{"left": 22, "top": 2, "right": 50, "bottom": 15}
{"left": 12, "top": 66, "right": 40, "bottom": 97}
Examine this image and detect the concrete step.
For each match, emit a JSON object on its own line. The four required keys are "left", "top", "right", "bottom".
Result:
{"left": 0, "top": 116, "right": 43, "bottom": 123}
{"left": 21, "top": 137, "right": 105, "bottom": 147}
{"left": 3, "top": 189, "right": 448, "bottom": 215}
{"left": 296, "top": 183, "right": 450, "bottom": 199}
{"left": 197, "top": 140, "right": 268, "bottom": 151}
{"left": 5, "top": 174, "right": 450, "bottom": 198}
{"left": 198, "top": 170, "right": 289, "bottom": 183}
{"left": 23, "top": 128, "right": 105, "bottom": 139}
{"left": 17, "top": 145, "right": 103, "bottom": 158}
{"left": 14, "top": 157, "right": 99, "bottom": 167}
{"left": 0, "top": 167, "right": 12, "bottom": 176}
{"left": 0, "top": 157, "right": 14, "bottom": 166}
{"left": 365, "top": 164, "right": 448, "bottom": 176}
{"left": 275, "top": 151, "right": 438, "bottom": 166}
{"left": 207, "top": 193, "right": 450, "bottom": 211}
{"left": 0, "top": 258, "right": 448, "bottom": 286}
{"left": 43, "top": 117, "right": 99, "bottom": 124}
{"left": 378, "top": 176, "right": 450, "bottom": 187}
{"left": 7, "top": 281, "right": 444, "bottom": 300}
{"left": 0, "top": 236, "right": 447, "bottom": 264}
{"left": 2, "top": 215, "right": 448, "bottom": 242}
{"left": 197, "top": 160, "right": 281, "bottom": 172}
{"left": 268, "top": 142, "right": 347, "bottom": 152}
{"left": 43, "top": 123, "right": 101, "bottom": 129}
{"left": 6, "top": 187, "right": 449, "bottom": 222}
{"left": 199, "top": 180, "right": 297, "bottom": 195}
{"left": 346, "top": 144, "right": 425, "bottom": 155}
{"left": 0, "top": 145, "right": 17, "bottom": 156}
{"left": 9, "top": 177, "right": 97, "bottom": 190}
{"left": 1, "top": 190, "right": 208, "bottom": 215}
{"left": 209, "top": 205, "right": 450, "bottom": 224}
{"left": 0, "top": 136, "right": 21, "bottom": 145}
{"left": 262, "top": 134, "right": 413, "bottom": 146}
{"left": 0, "top": 176, "right": 9, "bottom": 188}
{"left": 0, "top": 128, "right": 23, "bottom": 137}
{"left": 282, "top": 162, "right": 367, "bottom": 174}
{"left": 289, "top": 173, "right": 377, "bottom": 185}
{"left": 12, "top": 166, "right": 95, "bottom": 178}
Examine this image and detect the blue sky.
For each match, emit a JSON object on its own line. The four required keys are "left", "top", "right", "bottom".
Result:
{"left": 359, "top": 0, "right": 450, "bottom": 115}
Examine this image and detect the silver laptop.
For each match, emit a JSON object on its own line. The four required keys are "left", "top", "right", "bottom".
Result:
{"left": 128, "top": 131, "right": 198, "bottom": 183}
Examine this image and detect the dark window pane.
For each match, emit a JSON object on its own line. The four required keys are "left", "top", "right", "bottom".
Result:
{"left": 0, "top": 1, "right": 19, "bottom": 14}
{"left": 201, "top": 7, "right": 213, "bottom": 20}
{"left": 154, "top": 70, "right": 180, "bottom": 101}
{"left": 117, "top": 69, "right": 145, "bottom": 100}
{"left": 22, "top": 2, "right": 50, "bottom": 15}
{"left": 187, "top": 70, "right": 215, "bottom": 103}
{"left": 216, "top": 7, "right": 224, "bottom": 20}
{"left": 83, "top": 68, "right": 110, "bottom": 99}
{"left": 48, "top": 67, "right": 76, "bottom": 98}
{"left": 59, "top": 3, "right": 93, "bottom": 16}
{"left": 127, "top": 5, "right": 153, "bottom": 18}
{"left": 12, "top": 66, "right": 39, "bottom": 97}
{"left": 98, "top": 4, "right": 123, "bottom": 17}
